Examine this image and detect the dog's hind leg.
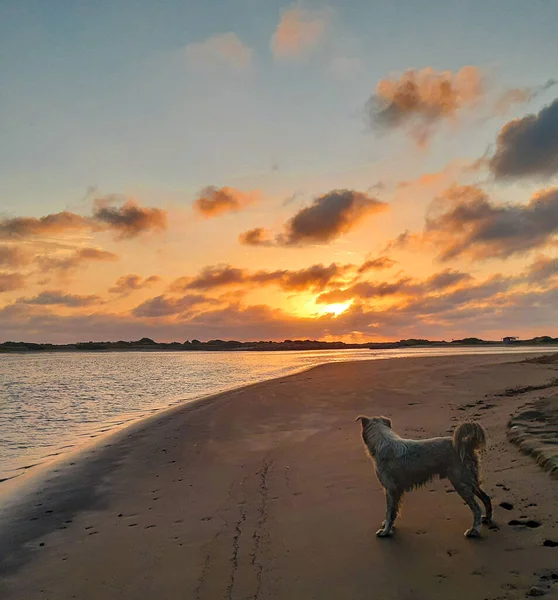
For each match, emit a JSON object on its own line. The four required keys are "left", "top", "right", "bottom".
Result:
{"left": 376, "top": 489, "right": 401, "bottom": 538}
{"left": 475, "top": 487, "right": 493, "bottom": 524}
{"left": 451, "top": 480, "right": 482, "bottom": 538}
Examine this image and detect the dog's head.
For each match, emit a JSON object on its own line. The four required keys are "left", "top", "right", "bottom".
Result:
{"left": 355, "top": 415, "right": 392, "bottom": 430}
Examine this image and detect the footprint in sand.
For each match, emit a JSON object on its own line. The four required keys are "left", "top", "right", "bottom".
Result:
{"left": 508, "top": 519, "right": 541, "bottom": 528}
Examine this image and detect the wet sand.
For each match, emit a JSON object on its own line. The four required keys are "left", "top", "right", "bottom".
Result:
{"left": 1, "top": 354, "right": 557, "bottom": 599}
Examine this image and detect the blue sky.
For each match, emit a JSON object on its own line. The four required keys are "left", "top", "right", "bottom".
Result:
{"left": 1, "top": 0, "right": 557, "bottom": 214}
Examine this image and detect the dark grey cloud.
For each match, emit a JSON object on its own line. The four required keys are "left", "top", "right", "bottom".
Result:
{"left": 16, "top": 290, "right": 102, "bottom": 307}
{"left": 240, "top": 189, "right": 387, "bottom": 247}
{"left": 92, "top": 199, "right": 167, "bottom": 239}
{"left": 489, "top": 97, "right": 558, "bottom": 179}
{"left": 424, "top": 185, "right": 558, "bottom": 260}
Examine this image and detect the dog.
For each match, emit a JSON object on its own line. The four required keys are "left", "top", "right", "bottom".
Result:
{"left": 356, "top": 416, "right": 492, "bottom": 538}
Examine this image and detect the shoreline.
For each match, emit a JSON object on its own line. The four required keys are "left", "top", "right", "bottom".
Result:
{"left": 3, "top": 343, "right": 558, "bottom": 354}
{"left": 1, "top": 346, "right": 553, "bottom": 484}
{"left": 1, "top": 353, "right": 557, "bottom": 599}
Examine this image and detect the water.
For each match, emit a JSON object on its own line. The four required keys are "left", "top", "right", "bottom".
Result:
{"left": 0, "top": 346, "right": 548, "bottom": 480}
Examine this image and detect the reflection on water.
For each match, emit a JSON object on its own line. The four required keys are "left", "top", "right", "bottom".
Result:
{"left": 0, "top": 346, "right": 547, "bottom": 479}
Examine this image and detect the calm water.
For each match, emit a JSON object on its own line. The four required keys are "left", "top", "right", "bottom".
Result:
{"left": 0, "top": 347, "right": 548, "bottom": 480}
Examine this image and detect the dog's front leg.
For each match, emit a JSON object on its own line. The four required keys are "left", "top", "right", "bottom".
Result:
{"left": 376, "top": 489, "right": 401, "bottom": 537}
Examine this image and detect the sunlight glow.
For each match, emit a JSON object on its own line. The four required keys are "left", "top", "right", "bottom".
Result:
{"left": 319, "top": 301, "right": 352, "bottom": 317}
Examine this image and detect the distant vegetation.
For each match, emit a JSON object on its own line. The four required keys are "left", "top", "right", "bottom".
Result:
{"left": 1, "top": 336, "right": 557, "bottom": 353}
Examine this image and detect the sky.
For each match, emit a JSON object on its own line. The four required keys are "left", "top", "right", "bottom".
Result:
{"left": 1, "top": 0, "right": 557, "bottom": 343}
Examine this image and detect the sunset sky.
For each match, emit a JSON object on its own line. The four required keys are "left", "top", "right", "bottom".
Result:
{"left": 1, "top": 0, "right": 557, "bottom": 343}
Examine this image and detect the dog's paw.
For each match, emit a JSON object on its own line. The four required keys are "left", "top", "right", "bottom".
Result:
{"left": 464, "top": 528, "right": 481, "bottom": 538}
{"left": 481, "top": 516, "right": 493, "bottom": 525}
{"left": 376, "top": 528, "right": 393, "bottom": 538}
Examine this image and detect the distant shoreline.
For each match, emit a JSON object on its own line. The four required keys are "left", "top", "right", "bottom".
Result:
{"left": 1, "top": 336, "right": 558, "bottom": 353}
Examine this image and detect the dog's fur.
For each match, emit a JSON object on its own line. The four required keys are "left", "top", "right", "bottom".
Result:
{"left": 356, "top": 416, "right": 492, "bottom": 538}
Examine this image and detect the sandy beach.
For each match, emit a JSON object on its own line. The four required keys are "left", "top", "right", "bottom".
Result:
{"left": 1, "top": 354, "right": 557, "bottom": 600}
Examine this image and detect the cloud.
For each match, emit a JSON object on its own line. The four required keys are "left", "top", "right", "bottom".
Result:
{"left": 35, "top": 247, "right": 119, "bottom": 272}
{"left": 357, "top": 256, "right": 395, "bottom": 274}
{"left": 0, "top": 198, "right": 168, "bottom": 241}
{"left": 367, "top": 66, "right": 483, "bottom": 144}
{"left": 525, "top": 255, "right": 558, "bottom": 283}
{"left": 172, "top": 262, "right": 350, "bottom": 292}
{"left": 0, "top": 246, "right": 29, "bottom": 268}
{"left": 0, "top": 212, "right": 90, "bottom": 240}
{"left": 184, "top": 33, "right": 252, "bottom": 72}
{"left": 424, "top": 269, "right": 473, "bottom": 290}
{"left": 0, "top": 272, "right": 26, "bottom": 293}
{"left": 240, "top": 189, "right": 387, "bottom": 247}
{"left": 238, "top": 227, "right": 274, "bottom": 246}
{"left": 271, "top": 5, "right": 331, "bottom": 60}
{"left": 109, "top": 274, "right": 162, "bottom": 295}
{"left": 193, "top": 187, "right": 258, "bottom": 218}
{"left": 492, "top": 79, "right": 557, "bottom": 116}
{"left": 132, "top": 294, "right": 213, "bottom": 318}
{"left": 2, "top": 265, "right": 557, "bottom": 343}
{"left": 16, "top": 290, "right": 102, "bottom": 307}
{"left": 489, "top": 97, "right": 558, "bottom": 179}
{"left": 316, "top": 277, "right": 413, "bottom": 304}
{"left": 92, "top": 198, "right": 167, "bottom": 239}
{"left": 424, "top": 185, "right": 558, "bottom": 260}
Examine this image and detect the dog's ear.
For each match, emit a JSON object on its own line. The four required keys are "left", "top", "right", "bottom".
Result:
{"left": 380, "top": 416, "right": 392, "bottom": 428}
{"left": 355, "top": 415, "right": 369, "bottom": 426}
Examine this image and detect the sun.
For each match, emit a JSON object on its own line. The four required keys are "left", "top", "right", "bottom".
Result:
{"left": 320, "top": 301, "right": 352, "bottom": 317}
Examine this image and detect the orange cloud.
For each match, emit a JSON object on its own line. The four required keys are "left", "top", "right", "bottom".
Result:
{"left": 423, "top": 185, "right": 558, "bottom": 260}
{"left": 184, "top": 33, "right": 252, "bottom": 72}
{"left": 0, "top": 198, "right": 167, "bottom": 241}
{"left": 0, "top": 246, "right": 30, "bottom": 268}
{"left": 0, "top": 212, "right": 89, "bottom": 240}
{"left": 35, "top": 247, "right": 119, "bottom": 272}
{"left": 92, "top": 198, "right": 167, "bottom": 239}
{"left": 357, "top": 256, "right": 395, "bottom": 274}
{"left": 16, "top": 290, "right": 102, "bottom": 307}
{"left": 193, "top": 186, "right": 259, "bottom": 218}
{"left": 170, "top": 262, "right": 351, "bottom": 293}
{"left": 240, "top": 189, "right": 388, "bottom": 247}
{"left": 238, "top": 227, "right": 274, "bottom": 246}
{"left": 0, "top": 272, "right": 26, "bottom": 293}
{"left": 367, "top": 66, "right": 483, "bottom": 144}
{"left": 109, "top": 274, "right": 162, "bottom": 295}
{"left": 271, "top": 5, "right": 331, "bottom": 60}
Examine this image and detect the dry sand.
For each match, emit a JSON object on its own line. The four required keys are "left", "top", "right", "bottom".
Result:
{"left": 1, "top": 354, "right": 557, "bottom": 600}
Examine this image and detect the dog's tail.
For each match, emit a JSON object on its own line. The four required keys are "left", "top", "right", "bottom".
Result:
{"left": 453, "top": 422, "right": 487, "bottom": 462}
